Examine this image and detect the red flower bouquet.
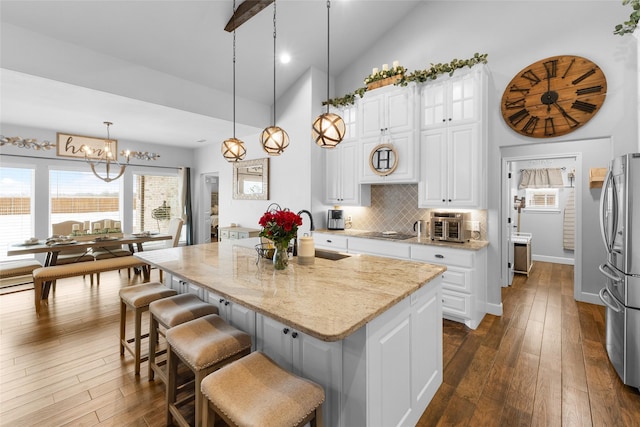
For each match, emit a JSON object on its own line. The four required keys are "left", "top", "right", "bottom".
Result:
{"left": 258, "top": 209, "right": 302, "bottom": 245}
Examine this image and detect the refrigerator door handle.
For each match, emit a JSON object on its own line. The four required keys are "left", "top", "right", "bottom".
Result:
{"left": 599, "top": 169, "right": 617, "bottom": 253}
{"left": 599, "top": 263, "right": 623, "bottom": 282}
{"left": 599, "top": 287, "right": 623, "bottom": 313}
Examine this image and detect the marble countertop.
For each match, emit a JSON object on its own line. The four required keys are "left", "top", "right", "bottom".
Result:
{"left": 315, "top": 228, "right": 489, "bottom": 251}
{"left": 135, "top": 238, "right": 446, "bottom": 342}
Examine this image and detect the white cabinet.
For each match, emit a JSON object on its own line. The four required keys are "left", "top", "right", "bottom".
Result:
{"left": 348, "top": 236, "right": 411, "bottom": 259}
{"left": 218, "top": 227, "right": 260, "bottom": 241}
{"left": 170, "top": 275, "right": 204, "bottom": 299}
{"left": 410, "top": 245, "right": 487, "bottom": 330}
{"left": 207, "top": 290, "right": 256, "bottom": 349}
{"left": 313, "top": 232, "right": 348, "bottom": 251}
{"left": 421, "top": 67, "right": 481, "bottom": 129}
{"left": 419, "top": 123, "right": 481, "bottom": 208}
{"left": 255, "top": 314, "right": 343, "bottom": 427}
{"left": 360, "top": 132, "right": 419, "bottom": 184}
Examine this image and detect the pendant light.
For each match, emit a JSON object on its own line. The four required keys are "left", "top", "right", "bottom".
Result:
{"left": 312, "top": 0, "right": 345, "bottom": 148}
{"left": 260, "top": 0, "right": 289, "bottom": 156}
{"left": 221, "top": 0, "right": 247, "bottom": 162}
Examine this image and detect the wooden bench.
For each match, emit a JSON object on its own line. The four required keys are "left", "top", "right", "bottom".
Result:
{"left": 1, "top": 260, "right": 42, "bottom": 281}
{"left": 32, "top": 256, "right": 149, "bottom": 313}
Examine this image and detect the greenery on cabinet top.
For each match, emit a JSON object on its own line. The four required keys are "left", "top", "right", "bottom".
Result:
{"left": 325, "top": 53, "right": 488, "bottom": 108}
{"left": 614, "top": 0, "right": 639, "bottom": 35}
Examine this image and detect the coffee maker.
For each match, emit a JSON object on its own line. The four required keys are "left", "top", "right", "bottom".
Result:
{"left": 327, "top": 209, "right": 345, "bottom": 230}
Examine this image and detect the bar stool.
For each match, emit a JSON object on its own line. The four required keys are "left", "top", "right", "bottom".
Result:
{"left": 200, "top": 351, "right": 325, "bottom": 427}
{"left": 166, "top": 313, "right": 251, "bottom": 427}
{"left": 148, "top": 293, "right": 219, "bottom": 384}
{"left": 119, "top": 282, "right": 177, "bottom": 375}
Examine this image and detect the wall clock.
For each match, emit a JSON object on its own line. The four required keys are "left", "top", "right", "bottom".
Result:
{"left": 501, "top": 55, "right": 606, "bottom": 138}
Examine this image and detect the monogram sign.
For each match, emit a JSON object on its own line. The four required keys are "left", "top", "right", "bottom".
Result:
{"left": 56, "top": 132, "right": 117, "bottom": 160}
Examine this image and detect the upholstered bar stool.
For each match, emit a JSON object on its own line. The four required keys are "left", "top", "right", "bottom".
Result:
{"left": 200, "top": 351, "right": 325, "bottom": 427}
{"left": 119, "top": 282, "right": 177, "bottom": 375}
{"left": 148, "top": 293, "right": 219, "bottom": 384}
{"left": 165, "top": 314, "right": 251, "bottom": 427}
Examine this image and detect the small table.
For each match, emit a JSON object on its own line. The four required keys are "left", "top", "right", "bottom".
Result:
{"left": 217, "top": 226, "right": 260, "bottom": 241}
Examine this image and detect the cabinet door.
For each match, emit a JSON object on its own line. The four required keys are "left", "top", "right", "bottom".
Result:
{"left": 359, "top": 94, "right": 384, "bottom": 139}
{"left": 418, "top": 129, "right": 447, "bottom": 207}
{"left": 360, "top": 132, "right": 417, "bottom": 184}
{"left": 386, "top": 89, "right": 413, "bottom": 134}
{"left": 227, "top": 302, "right": 256, "bottom": 346}
{"left": 255, "top": 314, "right": 293, "bottom": 371}
{"left": 324, "top": 146, "right": 342, "bottom": 204}
{"left": 421, "top": 81, "right": 446, "bottom": 128}
{"left": 448, "top": 72, "right": 478, "bottom": 124}
{"left": 447, "top": 123, "right": 479, "bottom": 207}
{"left": 339, "top": 141, "right": 359, "bottom": 204}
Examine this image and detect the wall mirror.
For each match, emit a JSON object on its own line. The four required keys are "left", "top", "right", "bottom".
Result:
{"left": 233, "top": 158, "right": 269, "bottom": 200}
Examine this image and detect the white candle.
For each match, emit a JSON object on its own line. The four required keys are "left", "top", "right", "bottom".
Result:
{"left": 104, "top": 220, "right": 112, "bottom": 229}
{"left": 298, "top": 236, "right": 315, "bottom": 257}
{"left": 372, "top": 67, "right": 379, "bottom": 74}
{"left": 94, "top": 223, "right": 101, "bottom": 231}
{"left": 393, "top": 60, "right": 399, "bottom": 69}
{"left": 72, "top": 224, "right": 80, "bottom": 231}
{"left": 114, "top": 221, "right": 121, "bottom": 229}
{"left": 382, "top": 63, "right": 389, "bottom": 71}
{"left": 83, "top": 221, "right": 90, "bottom": 230}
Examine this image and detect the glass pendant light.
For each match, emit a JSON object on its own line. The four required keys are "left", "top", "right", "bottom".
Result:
{"left": 222, "top": 0, "right": 247, "bottom": 162}
{"left": 312, "top": 0, "right": 345, "bottom": 148}
{"left": 261, "top": 0, "right": 289, "bottom": 156}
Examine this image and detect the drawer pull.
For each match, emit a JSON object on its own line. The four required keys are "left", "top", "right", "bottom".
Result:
{"left": 291, "top": 332, "right": 298, "bottom": 338}
{"left": 219, "top": 298, "right": 225, "bottom": 303}
{"left": 326, "top": 239, "right": 332, "bottom": 243}
{"left": 435, "top": 254, "right": 444, "bottom": 259}
{"left": 282, "top": 328, "right": 290, "bottom": 335}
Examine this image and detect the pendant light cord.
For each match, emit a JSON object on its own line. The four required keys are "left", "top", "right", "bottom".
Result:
{"left": 272, "top": 0, "right": 277, "bottom": 126}
{"left": 232, "top": 0, "right": 237, "bottom": 138}
{"left": 326, "top": 0, "right": 330, "bottom": 114}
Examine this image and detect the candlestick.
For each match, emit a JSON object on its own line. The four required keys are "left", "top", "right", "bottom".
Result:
{"left": 392, "top": 60, "right": 399, "bottom": 69}
{"left": 72, "top": 224, "right": 80, "bottom": 231}
{"left": 94, "top": 223, "right": 101, "bottom": 231}
{"left": 114, "top": 221, "right": 121, "bottom": 230}
{"left": 372, "top": 67, "right": 379, "bottom": 74}
{"left": 104, "top": 220, "right": 112, "bottom": 229}
{"left": 382, "top": 63, "right": 389, "bottom": 71}
{"left": 84, "top": 221, "right": 90, "bottom": 230}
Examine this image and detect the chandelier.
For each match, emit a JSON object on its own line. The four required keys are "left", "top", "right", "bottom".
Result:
{"left": 260, "top": 0, "right": 289, "bottom": 155}
{"left": 82, "top": 121, "right": 127, "bottom": 183}
{"left": 312, "top": 0, "right": 345, "bottom": 148}
{"left": 222, "top": 0, "right": 247, "bottom": 162}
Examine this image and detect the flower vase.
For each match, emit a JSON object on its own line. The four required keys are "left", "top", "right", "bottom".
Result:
{"left": 273, "top": 241, "right": 289, "bottom": 270}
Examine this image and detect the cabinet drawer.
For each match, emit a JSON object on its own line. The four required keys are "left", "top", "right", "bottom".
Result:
{"left": 313, "top": 233, "right": 348, "bottom": 251}
{"left": 411, "top": 245, "right": 474, "bottom": 268}
{"left": 442, "top": 289, "right": 471, "bottom": 319}
{"left": 441, "top": 268, "right": 471, "bottom": 294}
{"left": 348, "top": 236, "right": 411, "bottom": 259}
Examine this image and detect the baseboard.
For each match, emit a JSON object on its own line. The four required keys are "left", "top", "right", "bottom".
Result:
{"left": 532, "top": 255, "right": 574, "bottom": 265}
{"left": 577, "top": 291, "right": 603, "bottom": 306}
{"left": 486, "top": 302, "right": 503, "bottom": 316}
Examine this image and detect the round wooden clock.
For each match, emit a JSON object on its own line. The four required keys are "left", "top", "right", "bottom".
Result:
{"left": 501, "top": 55, "right": 607, "bottom": 138}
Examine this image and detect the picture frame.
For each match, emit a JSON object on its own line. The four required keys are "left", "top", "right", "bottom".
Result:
{"left": 56, "top": 132, "right": 116, "bottom": 160}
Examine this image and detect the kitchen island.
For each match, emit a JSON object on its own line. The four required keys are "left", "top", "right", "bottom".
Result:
{"left": 135, "top": 238, "right": 446, "bottom": 427}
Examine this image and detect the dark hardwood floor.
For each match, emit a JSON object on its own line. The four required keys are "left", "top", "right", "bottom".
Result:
{"left": 1, "top": 262, "right": 639, "bottom": 426}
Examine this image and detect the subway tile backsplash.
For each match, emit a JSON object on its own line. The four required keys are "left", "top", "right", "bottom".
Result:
{"left": 342, "top": 184, "right": 487, "bottom": 241}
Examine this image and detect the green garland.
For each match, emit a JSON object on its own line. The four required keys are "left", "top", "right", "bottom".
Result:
{"left": 614, "top": 0, "right": 639, "bottom": 35}
{"left": 324, "top": 53, "right": 488, "bottom": 108}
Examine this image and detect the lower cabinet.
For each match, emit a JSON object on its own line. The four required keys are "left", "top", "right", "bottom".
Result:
{"left": 313, "top": 232, "right": 348, "bottom": 251}
{"left": 348, "top": 236, "right": 411, "bottom": 259}
{"left": 207, "top": 290, "right": 257, "bottom": 351}
{"left": 411, "top": 244, "right": 487, "bottom": 329}
{"left": 255, "top": 314, "right": 343, "bottom": 427}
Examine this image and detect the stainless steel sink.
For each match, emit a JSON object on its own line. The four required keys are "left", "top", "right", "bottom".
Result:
{"left": 315, "top": 249, "right": 351, "bottom": 261}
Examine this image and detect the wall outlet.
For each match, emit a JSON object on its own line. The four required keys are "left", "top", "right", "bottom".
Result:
{"left": 347, "top": 215, "right": 352, "bottom": 222}
{"left": 468, "top": 221, "right": 480, "bottom": 232}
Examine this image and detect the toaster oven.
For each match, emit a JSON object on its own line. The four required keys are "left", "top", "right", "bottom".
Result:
{"left": 430, "top": 212, "right": 466, "bottom": 243}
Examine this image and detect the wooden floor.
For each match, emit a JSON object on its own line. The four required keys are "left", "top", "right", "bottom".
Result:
{"left": 1, "top": 262, "right": 639, "bottom": 426}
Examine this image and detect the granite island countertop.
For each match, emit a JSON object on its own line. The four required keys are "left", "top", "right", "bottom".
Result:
{"left": 134, "top": 238, "right": 446, "bottom": 342}
{"left": 315, "top": 228, "right": 489, "bottom": 251}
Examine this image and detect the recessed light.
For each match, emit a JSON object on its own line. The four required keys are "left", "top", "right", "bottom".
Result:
{"left": 197, "top": 139, "right": 207, "bottom": 143}
{"left": 280, "top": 52, "right": 291, "bottom": 64}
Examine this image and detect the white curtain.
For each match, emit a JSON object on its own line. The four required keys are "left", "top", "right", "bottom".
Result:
{"left": 519, "top": 168, "right": 564, "bottom": 189}
{"left": 178, "top": 167, "right": 187, "bottom": 221}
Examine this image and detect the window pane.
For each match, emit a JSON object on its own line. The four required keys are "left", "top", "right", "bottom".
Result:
{"left": 50, "top": 170, "right": 120, "bottom": 235}
{"left": 525, "top": 188, "right": 559, "bottom": 210}
{"left": 0, "top": 167, "right": 34, "bottom": 260}
{"left": 133, "top": 173, "right": 182, "bottom": 245}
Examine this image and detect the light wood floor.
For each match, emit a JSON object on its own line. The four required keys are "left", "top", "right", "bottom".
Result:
{"left": 1, "top": 262, "right": 639, "bottom": 426}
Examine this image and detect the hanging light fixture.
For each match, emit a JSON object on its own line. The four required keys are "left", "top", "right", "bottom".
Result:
{"left": 312, "top": 0, "right": 345, "bottom": 148}
{"left": 221, "top": 0, "right": 247, "bottom": 162}
{"left": 260, "top": 0, "right": 289, "bottom": 156}
{"left": 82, "top": 121, "right": 127, "bottom": 183}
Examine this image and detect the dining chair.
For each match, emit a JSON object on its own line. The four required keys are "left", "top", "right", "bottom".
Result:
{"left": 91, "top": 219, "right": 132, "bottom": 284}
{"left": 51, "top": 220, "right": 96, "bottom": 284}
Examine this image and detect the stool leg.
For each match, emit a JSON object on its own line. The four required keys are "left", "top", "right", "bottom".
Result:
{"left": 119, "top": 300, "right": 126, "bottom": 356}
{"left": 149, "top": 315, "right": 158, "bottom": 381}
{"left": 134, "top": 307, "right": 143, "bottom": 375}
{"left": 312, "top": 405, "right": 323, "bottom": 427}
{"left": 203, "top": 396, "right": 215, "bottom": 427}
{"left": 195, "top": 370, "right": 206, "bottom": 427}
{"left": 166, "top": 345, "right": 177, "bottom": 426}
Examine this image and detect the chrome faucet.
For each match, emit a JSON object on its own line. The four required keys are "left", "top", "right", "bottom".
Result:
{"left": 293, "top": 210, "right": 315, "bottom": 256}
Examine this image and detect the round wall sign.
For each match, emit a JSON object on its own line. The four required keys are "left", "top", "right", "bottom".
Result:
{"left": 369, "top": 144, "right": 398, "bottom": 176}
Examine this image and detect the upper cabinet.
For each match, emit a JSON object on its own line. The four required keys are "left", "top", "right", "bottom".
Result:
{"left": 358, "top": 85, "right": 419, "bottom": 184}
{"left": 418, "top": 66, "right": 487, "bottom": 209}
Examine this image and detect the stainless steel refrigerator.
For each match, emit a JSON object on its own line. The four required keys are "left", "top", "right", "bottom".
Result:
{"left": 599, "top": 152, "right": 640, "bottom": 390}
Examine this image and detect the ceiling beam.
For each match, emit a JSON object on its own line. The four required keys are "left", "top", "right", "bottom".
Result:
{"left": 224, "top": 0, "right": 274, "bottom": 32}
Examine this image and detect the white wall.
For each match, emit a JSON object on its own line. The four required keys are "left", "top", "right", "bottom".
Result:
{"left": 335, "top": 0, "right": 637, "bottom": 307}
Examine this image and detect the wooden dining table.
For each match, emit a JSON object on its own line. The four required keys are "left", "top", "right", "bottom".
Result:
{"left": 7, "top": 233, "right": 172, "bottom": 297}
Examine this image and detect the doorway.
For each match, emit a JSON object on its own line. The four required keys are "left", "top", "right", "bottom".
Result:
{"left": 202, "top": 173, "right": 219, "bottom": 243}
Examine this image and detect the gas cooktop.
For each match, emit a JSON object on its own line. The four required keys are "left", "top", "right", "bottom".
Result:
{"left": 356, "top": 231, "right": 415, "bottom": 241}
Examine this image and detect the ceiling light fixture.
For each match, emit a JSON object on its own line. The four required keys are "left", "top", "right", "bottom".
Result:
{"left": 260, "top": 0, "right": 289, "bottom": 156}
{"left": 82, "top": 121, "right": 127, "bottom": 183}
{"left": 222, "top": 0, "right": 247, "bottom": 162}
{"left": 312, "top": 0, "right": 345, "bottom": 149}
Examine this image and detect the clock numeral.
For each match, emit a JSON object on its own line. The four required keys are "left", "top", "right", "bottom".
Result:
{"left": 521, "top": 116, "right": 539, "bottom": 134}
{"left": 562, "top": 112, "right": 580, "bottom": 128}
{"left": 572, "top": 100, "right": 597, "bottom": 113}
{"left": 576, "top": 85, "right": 603, "bottom": 96}
{"left": 509, "top": 85, "right": 530, "bottom": 95}
{"left": 544, "top": 118, "right": 556, "bottom": 136}
{"left": 544, "top": 60, "right": 558, "bottom": 78}
{"left": 508, "top": 109, "right": 530, "bottom": 126}
{"left": 561, "top": 58, "right": 576, "bottom": 79}
{"left": 504, "top": 98, "right": 525, "bottom": 109}
{"left": 572, "top": 68, "right": 596, "bottom": 85}
{"left": 521, "top": 69, "right": 541, "bottom": 86}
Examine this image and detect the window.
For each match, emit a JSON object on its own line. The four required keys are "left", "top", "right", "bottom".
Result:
{"left": 133, "top": 173, "right": 183, "bottom": 245}
{"left": 525, "top": 188, "right": 559, "bottom": 211}
{"left": 49, "top": 169, "right": 120, "bottom": 234}
{"left": 0, "top": 167, "right": 34, "bottom": 261}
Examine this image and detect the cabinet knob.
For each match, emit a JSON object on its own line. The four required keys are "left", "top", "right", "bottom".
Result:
{"left": 442, "top": 119, "right": 446, "bottom": 122}
{"left": 448, "top": 199, "right": 452, "bottom": 202}
{"left": 435, "top": 254, "right": 444, "bottom": 259}
{"left": 327, "top": 239, "right": 332, "bottom": 243}
{"left": 291, "top": 332, "right": 298, "bottom": 338}
{"left": 283, "top": 328, "right": 290, "bottom": 335}
{"left": 442, "top": 199, "right": 446, "bottom": 202}
{"left": 225, "top": 301, "right": 230, "bottom": 306}
{"left": 448, "top": 118, "right": 452, "bottom": 121}
{"left": 219, "top": 298, "right": 225, "bottom": 303}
